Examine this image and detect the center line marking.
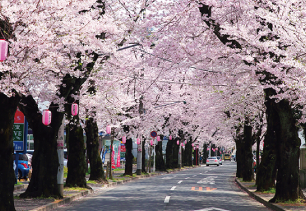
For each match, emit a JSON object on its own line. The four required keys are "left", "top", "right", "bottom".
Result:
{"left": 178, "top": 180, "right": 183, "bottom": 184}
{"left": 170, "top": 186, "right": 176, "bottom": 190}
{"left": 164, "top": 196, "right": 171, "bottom": 203}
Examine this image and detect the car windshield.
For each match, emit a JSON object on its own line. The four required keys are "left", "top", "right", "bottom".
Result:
{"left": 217, "top": 156, "right": 221, "bottom": 159}
{"left": 208, "top": 157, "right": 217, "bottom": 159}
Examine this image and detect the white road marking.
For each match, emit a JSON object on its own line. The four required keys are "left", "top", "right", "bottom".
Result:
{"left": 185, "top": 177, "right": 190, "bottom": 179}
{"left": 193, "top": 175, "right": 197, "bottom": 177}
{"left": 178, "top": 180, "right": 183, "bottom": 184}
{"left": 170, "top": 186, "right": 176, "bottom": 190}
{"left": 162, "top": 176, "right": 176, "bottom": 179}
{"left": 164, "top": 196, "right": 171, "bottom": 203}
{"left": 197, "top": 176, "right": 218, "bottom": 184}
{"left": 194, "top": 207, "right": 230, "bottom": 211}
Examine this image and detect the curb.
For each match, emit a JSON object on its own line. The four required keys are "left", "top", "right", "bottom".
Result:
{"left": 29, "top": 165, "right": 201, "bottom": 211}
{"left": 235, "top": 178, "right": 285, "bottom": 211}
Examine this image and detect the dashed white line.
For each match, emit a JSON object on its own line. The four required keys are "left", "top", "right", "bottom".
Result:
{"left": 178, "top": 180, "right": 183, "bottom": 184}
{"left": 170, "top": 186, "right": 176, "bottom": 190}
{"left": 164, "top": 196, "right": 171, "bottom": 203}
{"left": 193, "top": 175, "right": 197, "bottom": 177}
{"left": 185, "top": 177, "right": 190, "bottom": 179}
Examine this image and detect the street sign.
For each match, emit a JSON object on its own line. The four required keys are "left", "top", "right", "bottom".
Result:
{"left": 150, "top": 131, "right": 157, "bottom": 138}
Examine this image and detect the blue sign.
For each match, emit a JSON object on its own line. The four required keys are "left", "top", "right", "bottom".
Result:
{"left": 150, "top": 131, "right": 157, "bottom": 138}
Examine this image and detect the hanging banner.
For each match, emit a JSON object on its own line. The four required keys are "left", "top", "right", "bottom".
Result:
{"left": 13, "top": 109, "right": 27, "bottom": 152}
{"left": 116, "top": 146, "right": 121, "bottom": 167}
{"left": 111, "top": 146, "right": 116, "bottom": 169}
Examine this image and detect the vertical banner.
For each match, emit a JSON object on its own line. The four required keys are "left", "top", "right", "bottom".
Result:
{"left": 116, "top": 146, "right": 121, "bottom": 167}
{"left": 111, "top": 146, "right": 116, "bottom": 169}
{"left": 13, "top": 109, "right": 26, "bottom": 152}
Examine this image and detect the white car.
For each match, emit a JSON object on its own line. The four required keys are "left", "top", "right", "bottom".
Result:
{"left": 206, "top": 157, "right": 219, "bottom": 166}
{"left": 217, "top": 156, "right": 222, "bottom": 165}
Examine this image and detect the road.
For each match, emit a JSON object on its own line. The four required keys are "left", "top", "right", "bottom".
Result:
{"left": 54, "top": 161, "right": 270, "bottom": 211}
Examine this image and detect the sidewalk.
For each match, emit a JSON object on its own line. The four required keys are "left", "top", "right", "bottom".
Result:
{"left": 13, "top": 166, "right": 198, "bottom": 211}
{"left": 236, "top": 178, "right": 306, "bottom": 211}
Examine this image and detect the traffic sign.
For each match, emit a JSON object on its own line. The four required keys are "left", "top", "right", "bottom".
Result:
{"left": 150, "top": 131, "right": 157, "bottom": 138}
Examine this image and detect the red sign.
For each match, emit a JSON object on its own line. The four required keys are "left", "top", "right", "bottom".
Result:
{"left": 121, "top": 144, "right": 126, "bottom": 152}
{"left": 14, "top": 109, "right": 25, "bottom": 124}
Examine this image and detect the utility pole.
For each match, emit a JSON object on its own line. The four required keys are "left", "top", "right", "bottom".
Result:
{"left": 109, "top": 127, "right": 115, "bottom": 180}
{"left": 137, "top": 97, "right": 144, "bottom": 175}
{"left": 57, "top": 117, "right": 65, "bottom": 197}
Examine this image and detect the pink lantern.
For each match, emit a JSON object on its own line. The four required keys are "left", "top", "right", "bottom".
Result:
{"left": 207, "top": 148, "right": 210, "bottom": 151}
{"left": 0, "top": 39, "right": 8, "bottom": 62}
{"left": 181, "top": 143, "right": 184, "bottom": 146}
{"left": 42, "top": 110, "right": 52, "bottom": 126}
{"left": 184, "top": 140, "right": 187, "bottom": 144}
{"left": 192, "top": 143, "right": 194, "bottom": 147}
{"left": 197, "top": 145, "right": 199, "bottom": 149}
{"left": 193, "top": 147, "right": 195, "bottom": 150}
{"left": 137, "top": 138, "right": 140, "bottom": 145}
{"left": 71, "top": 103, "right": 78, "bottom": 116}
{"left": 177, "top": 140, "right": 179, "bottom": 145}
{"left": 157, "top": 136, "right": 160, "bottom": 142}
{"left": 150, "top": 139, "right": 153, "bottom": 146}
{"left": 122, "top": 136, "right": 126, "bottom": 144}
{"left": 169, "top": 135, "right": 172, "bottom": 140}
{"left": 138, "top": 147, "right": 142, "bottom": 152}
{"left": 106, "top": 125, "right": 111, "bottom": 134}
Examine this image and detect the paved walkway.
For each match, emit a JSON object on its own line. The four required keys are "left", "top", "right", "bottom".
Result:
{"left": 236, "top": 178, "right": 306, "bottom": 211}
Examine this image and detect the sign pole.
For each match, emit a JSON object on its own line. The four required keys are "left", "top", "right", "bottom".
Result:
{"left": 153, "top": 138, "right": 156, "bottom": 172}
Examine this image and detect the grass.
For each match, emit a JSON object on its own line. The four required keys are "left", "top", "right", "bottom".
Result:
{"left": 261, "top": 188, "right": 276, "bottom": 194}
{"left": 276, "top": 198, "right": 306, "bottom": 204}
{"left": 64, "top": 187, "right": 88, "bottom": 192}
{"left": 14, "top": 182, "right": 23, "bottom": 186}
{"left": 113, "top": 168, "right": 124, "bottom": 172}
{"left": 86, "top": 180, "right": 97, "bottom": 184}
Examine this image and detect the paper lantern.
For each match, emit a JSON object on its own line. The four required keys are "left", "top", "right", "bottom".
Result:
{"left": 169, "top": 135, "right": 172, "bottom": 140}
{"left": 42, "top": 110, "right": 51, "bottom": 126}
{"left": 137, "top": 138, "right": 140, "bottom": 145}
{"left": 192, "top": 143, "right": 194, "bottom": 147}
{"left": 193, "top": 147, "right": 195, "bottom": 150}
{"left": 71, "top": 103, "right": 78, "bottom": 116}
{"left": 122, "top": 136, "right": 126, "bottom": 144}
{"left": 157, "top": 136, "right": 160, "bottom": 142}
{"left": 106, "top": 126, "right": 111, "bottom": 134}
{"left": 150, "top": 139, "right": 153, "bottom": 146}
{"left": 197, "top": 145, "right": 199, "bottom": 149}
{"left": 181, "top": 143, "right": 184, "bottom": 146}
{"left": 184, "top": 140, "right": 187, "bottom": 144}
{"left": 0, "top": 39, "right": 8, "bottom": 62}
{"left": 177, "top": 140, "right": 179, "bottom": 145}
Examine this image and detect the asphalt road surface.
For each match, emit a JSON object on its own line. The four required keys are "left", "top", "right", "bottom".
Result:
{"left": 54, "top": 161, "right": 270, "bottom": 211}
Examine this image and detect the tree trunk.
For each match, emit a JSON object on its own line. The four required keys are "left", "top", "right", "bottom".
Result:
{"left": 270, "top": 97, "right": 305, "bottom": 202}
{"left": 19, "top": 95, "right": 62, "bottom": 198}
{"left": 142, "top": 140, "right": 146, "bottom": 173}
{"left": 235, "top": 134, "right": 243, "bottom": 178}
{"left": 155, "top": 139, "right": 166, "bottom": 171}
{"left": 183, "top": 141, "right": 192, "bottom": 166}
{"left": 242, "top": 124, "right": 254, "bottom": 182}
{"left": 203, "top": 143, "right": 208, "bottom": 164}
{"left": 166, "top": 139, "right": 173, "bottom": 169}
{"left": 256, "top": 88, "right": 278, "bottom": 191}
{"left": 65, "top": 118, "right": 87, "bottom": 188}
{"left": 85, "top": 118, "right": 106, "bottom": 181}
{"left": 124, "top": 138, "right": 134, "bottom": 176}
{"left": 0, "top": 93, "right": 20, "bottom": 211}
